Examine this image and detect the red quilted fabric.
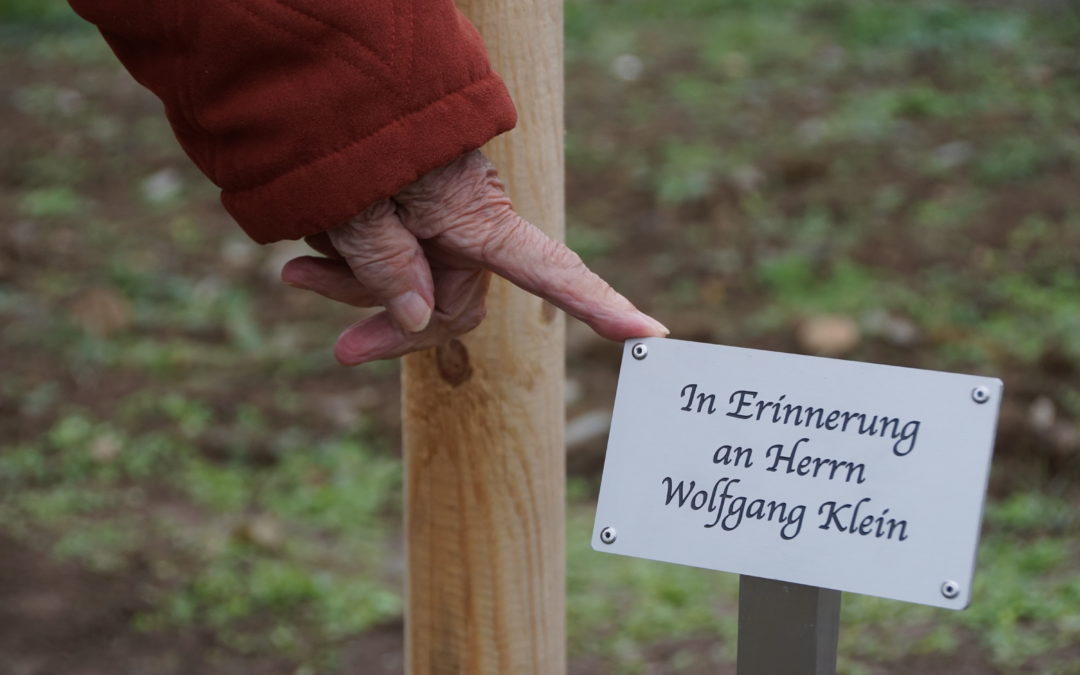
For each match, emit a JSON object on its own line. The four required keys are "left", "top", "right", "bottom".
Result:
{"left": 68, "top": 0, "right": 518, "bottom": 243}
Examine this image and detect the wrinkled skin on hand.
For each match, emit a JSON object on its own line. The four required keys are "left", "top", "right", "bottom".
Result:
{"left": 281, "top": 150, "right": 667, "bottom": 365}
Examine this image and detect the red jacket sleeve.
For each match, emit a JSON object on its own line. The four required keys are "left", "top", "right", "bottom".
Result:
{"left": 67, "top": 0, "right": 517, "bottom": 244}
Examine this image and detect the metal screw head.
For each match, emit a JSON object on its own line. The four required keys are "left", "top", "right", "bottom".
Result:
{"left": 971, "top": 386, "right": 990, "bottom": 404}
{"left": 599, "top": 527, "right": 617, "bottom": 544}
{"left": 631, "top": 343, "right": 648, "bottom": 360}
{"left": 940, "top": 580, "right": 960, "bottom": 599}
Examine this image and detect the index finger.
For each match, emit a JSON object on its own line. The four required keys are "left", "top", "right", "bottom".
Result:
{"left": 441, "top": 213, "right": 668, "bottom": 341}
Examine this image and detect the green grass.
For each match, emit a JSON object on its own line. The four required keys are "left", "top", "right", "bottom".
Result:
{"left": 565, "top": 490, "right": 1080, "bottom": 672}
{"left": 567, "top": 502, "right": 738, "bottom": 671}
{"left": 0, "top": 407, "right": 403, "bottom": 666}
{"left": 0, "top": 0, "right": 76, "bottom": 22}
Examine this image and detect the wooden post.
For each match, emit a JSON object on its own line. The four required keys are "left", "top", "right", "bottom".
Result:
{"left": 737, "top": 576, "right": 841, "bottom": 675}
{"left": 401, "top": 0, "right": 565, "bottom": 673}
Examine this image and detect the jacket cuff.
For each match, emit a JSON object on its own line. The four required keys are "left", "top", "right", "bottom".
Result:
{"left": 222, "top": 71, "right": 517, "bottom": 244}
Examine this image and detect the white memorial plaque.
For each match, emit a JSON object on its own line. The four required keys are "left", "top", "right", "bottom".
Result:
{"left": 593, "top": 338, "right": 1002, "bottom": 609}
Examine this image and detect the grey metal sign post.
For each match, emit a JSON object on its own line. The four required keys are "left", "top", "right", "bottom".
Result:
{"left": 737, "top": 576, "right": 841, "bottom": 674}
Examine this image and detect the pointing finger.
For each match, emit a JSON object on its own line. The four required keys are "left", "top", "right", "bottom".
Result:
{"left": 446, "top": 212, "right": 667, "bottom": 341}
{"left": 396, "top": 151, "right": 666, "bottom": 341}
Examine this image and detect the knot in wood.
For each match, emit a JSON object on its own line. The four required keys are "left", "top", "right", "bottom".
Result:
{"left": 436, "top": 339, "right": 473, "bottom": 386}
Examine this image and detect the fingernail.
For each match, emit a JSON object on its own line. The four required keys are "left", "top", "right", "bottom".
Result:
{"left": 389, "top": 291, "right": 432, "bottom": 333}
{"left": 640, "top": 312, "right": 670, "bottom": 337}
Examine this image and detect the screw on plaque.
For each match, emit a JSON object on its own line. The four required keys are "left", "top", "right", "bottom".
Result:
{"left": 971, "top": 386, "right": 990, "bottom": 404}
{"left": 631, "top": 343, "right": 648, "bottom": 360}
{"left": 940, "top": 580, "right": 960, "bottom": 599}
{"left": 599, "top": 527, "right": 617, "bottom": 544}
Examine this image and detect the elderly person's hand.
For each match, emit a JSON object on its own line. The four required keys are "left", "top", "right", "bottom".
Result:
{"left": 281, "top": 150, "right": 667, "bottom": 364}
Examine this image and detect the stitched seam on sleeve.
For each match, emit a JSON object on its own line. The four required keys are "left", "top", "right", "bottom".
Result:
{"left": 404, "top": 0, "right": 414, "bottom": 105}
{"left": 267, "top": 0, "right": 394, "bottom": 72}
{"left": 231, "top": 0, "right": 394, "bottom": 91}
{"left": 228, "top": 72, "right": 503, "bottom": 195}
{"left": 169, "top": 1, "right": 219, "bottom": 177}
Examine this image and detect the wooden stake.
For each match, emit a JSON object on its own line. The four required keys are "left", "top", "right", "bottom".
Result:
{"left": 401, "top": 0, "right": 565, "bottom": 672}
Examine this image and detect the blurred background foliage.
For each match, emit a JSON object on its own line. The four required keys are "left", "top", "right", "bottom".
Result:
{"left": 1, "top": 0, "right": 1078, "bottom": 673}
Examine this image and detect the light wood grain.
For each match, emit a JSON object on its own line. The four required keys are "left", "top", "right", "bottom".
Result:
{"left": 401, "top": 0, "right": 566, "bottom": 672}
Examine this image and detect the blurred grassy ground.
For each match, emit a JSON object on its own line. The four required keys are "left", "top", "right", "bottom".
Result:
{"left": 1, "top": 0, "right": 1079, "bottom": 673}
